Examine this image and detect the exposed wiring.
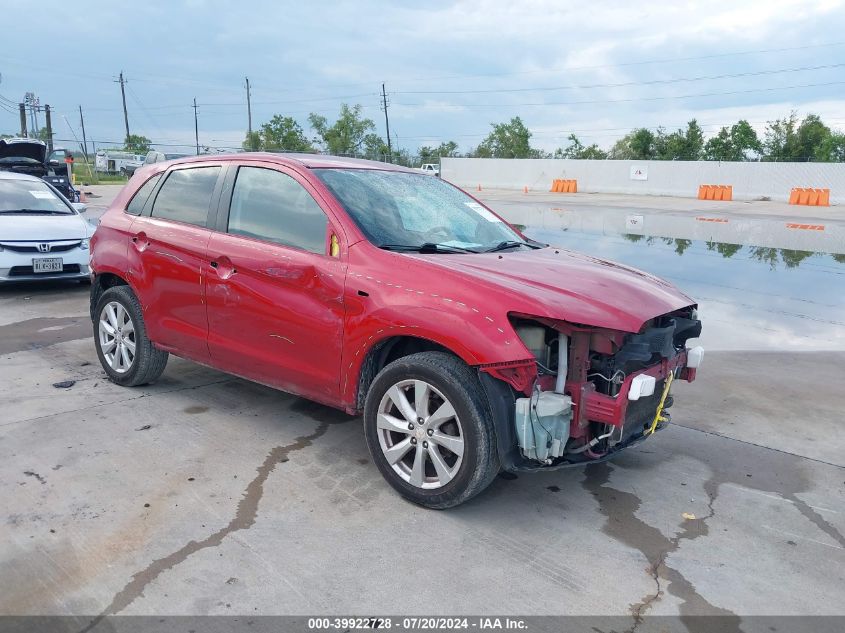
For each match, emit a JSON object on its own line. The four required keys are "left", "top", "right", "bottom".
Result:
{"left": 587, "top": 370, "right": 625, "bottom": 383}
{"left": 528, "top": 379, "right": 553, "bottom": 461}
{"left": 536, "top": 359, "right": 557, "bottom": 376}
{"left": 566, "top": 424, "right": 615, "bottom": 455}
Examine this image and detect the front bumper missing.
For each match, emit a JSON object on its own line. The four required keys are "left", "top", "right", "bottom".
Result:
{"left": 478, "top": 352, "right": 691, "bottom": 474}
{"left": 517, "top": 417, "right": 670, "bottom": 472}
{"left": 579, "top": 350, "right": 690, "bottom": 430}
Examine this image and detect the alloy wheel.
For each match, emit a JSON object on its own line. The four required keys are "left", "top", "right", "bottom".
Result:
{"left": 376, "top": 379, "right": 465, "bottom": 489}
{"left": 98, "top": 301, "right": 136, "bottom": 374}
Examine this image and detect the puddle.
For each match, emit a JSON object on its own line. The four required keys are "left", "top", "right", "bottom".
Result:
{"left": 521, "top": 226, "right": 845, "bottom": 351}
{"left": 0, "top": 317, "right": 91, "bottom": 354}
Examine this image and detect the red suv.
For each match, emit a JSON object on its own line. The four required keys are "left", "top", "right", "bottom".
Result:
{"left": 90, "top": 154, "right": 703, "bottom": 508}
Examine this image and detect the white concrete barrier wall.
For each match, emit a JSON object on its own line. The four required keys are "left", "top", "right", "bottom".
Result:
{"left": 441, "top": 158, "right": 845, "bottom": 204}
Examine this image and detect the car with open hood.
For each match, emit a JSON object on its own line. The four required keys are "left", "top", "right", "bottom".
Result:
{"left": 89, "top": 154, "right": 703, "bottom": 508}
{"left": 0, "top": 139, "right": 79, "bottom": 201}
{"left": 0, "top": 171, "right": 92, "bottom": 282}
{"left": 0, "top": 138, "right": 49, "bottom": 178}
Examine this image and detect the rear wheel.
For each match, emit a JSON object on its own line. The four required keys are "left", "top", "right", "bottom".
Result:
{"left": 364, "top": 352, "right": 499, "bottom": 509}
{"left": 93, "top": 285, "right": 168, "bottom": 386}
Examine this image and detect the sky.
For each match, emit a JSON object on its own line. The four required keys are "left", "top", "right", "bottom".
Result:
{"left": 1, "top": 0, "right": 845, "bottom": 155}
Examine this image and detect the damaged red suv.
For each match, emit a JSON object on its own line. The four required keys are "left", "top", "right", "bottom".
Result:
{"left": 90, "top": 154, "right": 703, "bottom": 508}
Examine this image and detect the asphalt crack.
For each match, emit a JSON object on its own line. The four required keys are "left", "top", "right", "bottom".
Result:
{"left": 583, "top": 462, "right": 741, "bottom": 633}
{"left": 80, "top": 419, "right": 338, "bottom": 630}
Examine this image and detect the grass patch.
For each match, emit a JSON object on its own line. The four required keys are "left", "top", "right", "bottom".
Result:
{"left": 70, "top": 162, "right": 128, "bottom": 185}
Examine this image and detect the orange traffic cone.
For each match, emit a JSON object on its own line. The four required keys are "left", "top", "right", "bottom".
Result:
{"left": 476, "top": 184, "right": 482, "bottom": 192}
{"left": 523, "top": 186, "right": 528, "bottom": 194}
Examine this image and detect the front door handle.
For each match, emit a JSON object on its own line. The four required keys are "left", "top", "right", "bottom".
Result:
{"left": 210, "top": 257, "right": 236, "bottom": 279}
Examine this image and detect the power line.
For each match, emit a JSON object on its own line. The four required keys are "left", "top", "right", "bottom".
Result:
{"left": 126, "top": 84, "right": 163, "bottom": 138}
{"left": 393, "top": 79, "right": 845, "bottom": 108}
{"left": 394, "top": 62, "right": 845, "bottom": 95}
{"left": 2, "top": 39, "right": 844, "bottom": 99}
{"left": 382, "top": 40, "right": 845, "bottom": 84}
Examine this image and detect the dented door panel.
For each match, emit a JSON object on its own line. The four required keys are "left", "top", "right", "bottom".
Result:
{"left": 205, "top": 232, "right": 346, "bottom": 404}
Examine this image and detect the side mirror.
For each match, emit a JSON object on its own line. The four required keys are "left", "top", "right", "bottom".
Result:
{"left": 71, "top": 202, "right": 88, "bottom": 213}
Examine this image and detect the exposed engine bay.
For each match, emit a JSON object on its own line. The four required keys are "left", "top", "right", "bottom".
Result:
{"left": 506, "top": 307, "right": 703, "bottom": 467}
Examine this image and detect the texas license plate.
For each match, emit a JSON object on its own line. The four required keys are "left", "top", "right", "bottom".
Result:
{"left": 32, "top": 257, "right": 63, "bottom": 273}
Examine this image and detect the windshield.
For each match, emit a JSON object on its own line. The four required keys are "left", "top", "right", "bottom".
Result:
{"left": 314, "top": 169, "right": 527, "bottom": 251}
{"left": 0, "top": 179, "right": 73, "bottom": 214}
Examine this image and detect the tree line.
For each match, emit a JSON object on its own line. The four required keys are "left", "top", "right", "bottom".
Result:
{"left": 245, "top": 106, "right": 845, "bottom": 164}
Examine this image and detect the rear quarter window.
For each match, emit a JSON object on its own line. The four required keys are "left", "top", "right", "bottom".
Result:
{"left": 125, "top": 173, "right": 163, "bottom": 215}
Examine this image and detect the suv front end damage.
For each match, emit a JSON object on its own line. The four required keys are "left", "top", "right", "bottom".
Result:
{"left": 479, "top": 308, "right": 703, "bottom": 471}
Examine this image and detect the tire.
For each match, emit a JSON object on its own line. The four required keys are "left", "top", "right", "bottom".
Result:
{"left": 363, "top": 351, "right": 499, "bottom": 509}
{"left": 93, "top": 285, "right": 168, "bottom": 386}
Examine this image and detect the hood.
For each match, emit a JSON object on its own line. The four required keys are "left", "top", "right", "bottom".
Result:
{"left": 0, "top": 138, "right": 47, "bottom": 163}
{"left": 0, "top": 212, "right": 90, "bottom": 241}
{"left": 418, "top": 247, "right": 695, "bottom": 333}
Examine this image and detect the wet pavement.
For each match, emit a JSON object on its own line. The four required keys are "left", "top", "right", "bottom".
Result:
{"left": 486, "top": 192, "right": 845, "bottom": 351}
{"left": 0, "top": 192, "right": 843, "bottom": 624}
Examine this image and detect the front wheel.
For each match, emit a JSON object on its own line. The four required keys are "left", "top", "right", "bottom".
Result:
{"left": 93, "top": 285, "right": 168, "bottom": 386}
{"left": 363, "top": 352, "right": 499, "bottom": 509}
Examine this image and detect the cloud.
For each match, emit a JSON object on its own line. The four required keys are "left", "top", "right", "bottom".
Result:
{"left": 1, "top": 0, "right": 843, "bottom": 153}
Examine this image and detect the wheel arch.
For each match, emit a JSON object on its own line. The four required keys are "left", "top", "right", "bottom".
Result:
{"left": 351, "top": 334, "right": 468, "bottom": 412}
{"left": 89, "top": 271, "right": 130, "bottom": 321}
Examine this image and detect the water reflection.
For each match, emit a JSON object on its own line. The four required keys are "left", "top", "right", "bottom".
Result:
{"left": 521, "top": 226, "right": 845, "bottom": 351}
{"left": 620, "top": 234, "right": 834, "bottom": 271}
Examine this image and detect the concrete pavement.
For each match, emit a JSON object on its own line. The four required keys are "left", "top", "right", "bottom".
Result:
{"left": 1, "top": 188, "right": 843, "bottom": 624}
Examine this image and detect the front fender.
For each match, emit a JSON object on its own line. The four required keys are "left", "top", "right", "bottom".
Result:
{"left": 340, "top": 304, "right": 533, "bottom": 407}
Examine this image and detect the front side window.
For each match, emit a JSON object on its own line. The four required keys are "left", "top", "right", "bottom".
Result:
{"left": 227, "top": 167, "right": 328, "bottom": 255}
{"left": 125, "top": 173, "right": 163, "bottom": 215}
{"left": 314, "top": 169, "right": 525, "bottom": 251}
{"left": 150, "top": 166, "right": 220, "bottom": 227}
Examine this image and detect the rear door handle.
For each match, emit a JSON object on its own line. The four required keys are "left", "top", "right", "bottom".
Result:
{"left": 131, "top": 232, "right": 149, "bottom": 251}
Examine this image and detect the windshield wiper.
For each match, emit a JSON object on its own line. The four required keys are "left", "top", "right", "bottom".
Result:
{"left": 379, "top": 242, "right": 479, "bottom": 254}
{"left": 0, "top": 209, "right": 66, "bottom": 215}
{"left": 483, "top": 240, "right": 537, "bottom": 253}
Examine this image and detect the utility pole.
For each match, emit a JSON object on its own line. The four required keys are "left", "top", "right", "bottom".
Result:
{"left": 192, "top": 98, "right": 200, "bottom": 155}
{"left": 116, "top": 71, "right": 130, "bottom": 143}
{"left": 18, "top": 103, "right": 27, "bottom": 137}
{"left": 44, "top": 104, "right": 53, "bottom": 152}
{"left": 24, "top": 92, "right": 39, "bottom": 135}
{"left": 79, "top": 106, "right": 89, "bottom": 163}
{"left": 245, "top": 76, "right": 253, "bottom": 138}
{"left": 381, "top": 83, "right": 392, "bottom": 162}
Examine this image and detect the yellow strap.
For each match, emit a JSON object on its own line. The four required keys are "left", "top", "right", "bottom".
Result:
{"left": 645, "top": 371, "right": 674, "bottom": 436}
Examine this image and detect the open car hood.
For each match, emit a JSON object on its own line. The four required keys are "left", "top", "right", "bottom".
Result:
{"left": 0, "top": 138, "right": 47, "bottom": 163}
{"left": 420, "top": 247, "right": 695, "bottom": 333}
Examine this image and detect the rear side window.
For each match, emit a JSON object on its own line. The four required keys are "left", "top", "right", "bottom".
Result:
{"left": 227, "top": 167, "right": 328, "bottom": 254}
{"left": 151, "top": 167, "right": 220, "bottom": 227}
{"left": 125, "top": 173, "right": 162, "bottom": 215}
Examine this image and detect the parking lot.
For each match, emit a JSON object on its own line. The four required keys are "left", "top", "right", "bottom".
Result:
{"left": 1, "top": 186, "right": 843, "bottom": 622}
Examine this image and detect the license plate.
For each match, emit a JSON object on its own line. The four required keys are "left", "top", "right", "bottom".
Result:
{"left": 32, "top": 257, "right": 63, "bottom": 273}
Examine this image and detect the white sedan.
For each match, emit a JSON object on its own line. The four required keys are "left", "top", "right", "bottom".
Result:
{"left": 0, "top": 171, "right": 92, "bottom": 282}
